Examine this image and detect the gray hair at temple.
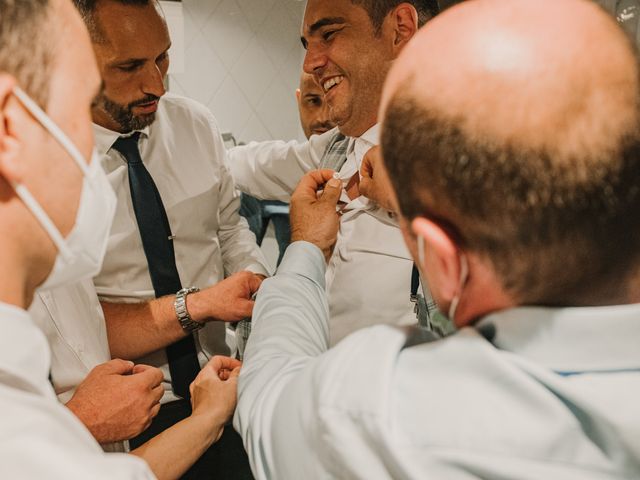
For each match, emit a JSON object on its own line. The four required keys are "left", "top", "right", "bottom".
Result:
{"left": 0, "top": 0, "right": 55, "bottom": 106}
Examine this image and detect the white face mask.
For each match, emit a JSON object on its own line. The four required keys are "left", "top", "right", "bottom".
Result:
{"left": 11, "top": 87, "right": 117, "bottom": 290}
{"left": 418, "top": 234, "right": 469, "bottom": 323}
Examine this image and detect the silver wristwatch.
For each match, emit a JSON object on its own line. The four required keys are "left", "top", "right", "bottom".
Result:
{"left": 175, "top": 287, "right": 203, "bottom": 333}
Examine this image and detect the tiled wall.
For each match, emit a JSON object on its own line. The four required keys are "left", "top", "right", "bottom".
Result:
{"left": 169, "top": 0, "right": 307, "bottom": 144}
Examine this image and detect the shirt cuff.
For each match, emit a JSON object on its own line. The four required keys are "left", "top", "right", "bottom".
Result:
{"left": 276, "top": 241, "right": 326, "bottom": 288}
{"left": 242, "top": 262, "right": 271, "bottom": 278}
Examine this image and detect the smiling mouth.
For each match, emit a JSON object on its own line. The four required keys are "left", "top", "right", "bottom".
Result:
{"left": 322, "top": 76, "right": 345, "bottom": 93}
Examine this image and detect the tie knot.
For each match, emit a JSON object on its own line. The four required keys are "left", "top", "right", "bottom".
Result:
{"left": 112, "top": 132, "right": 143, "bottom": 164}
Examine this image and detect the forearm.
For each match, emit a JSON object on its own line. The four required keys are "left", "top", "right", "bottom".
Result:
{"left": 130, "top": 413, "right": 222, "bottom": 480}
{"left": 228, "top": 140, "right": 307, "bottom": 201}
{"left": 102, "top": 297, "right": 185, "bottom": 360}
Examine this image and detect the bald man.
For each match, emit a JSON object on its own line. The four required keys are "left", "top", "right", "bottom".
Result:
{"left": 296, "top": 73, "right": 334, "bottom": 138}
{"left": 234, "top": 0, "right": 640, "bottom": 478}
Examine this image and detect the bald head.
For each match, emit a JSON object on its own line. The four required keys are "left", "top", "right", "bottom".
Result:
{"left": 297, "top": 72, "right": 335, "bottom": 138}
{"left": 384, "top": 0, "right": 638, "bottom": 156}
{"left": 382, "top": 0, "right": 640, "bottom": 306}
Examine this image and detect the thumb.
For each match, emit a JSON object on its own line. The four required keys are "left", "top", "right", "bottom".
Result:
{"left": 320, "top": 176, "right": 342, "bottom": 206}
{"left": 248, "top": 274, "right": 263, "bottom": 294}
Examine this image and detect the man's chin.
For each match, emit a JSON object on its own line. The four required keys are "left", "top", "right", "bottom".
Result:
{"left": 129, "top": 112, "right": 156, "bottom": 130}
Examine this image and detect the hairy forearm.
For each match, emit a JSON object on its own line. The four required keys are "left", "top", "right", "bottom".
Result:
{"left": 102, "top": 297, "right": 186, "bottom": 360}
{"left": 130, "top": 413, "right": 222, "bottom": 480}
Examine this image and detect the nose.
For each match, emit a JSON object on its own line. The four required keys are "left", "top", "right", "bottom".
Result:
{"left": 303, "top": 44, "right": 327, "bottom": 79}
{"left": 142, "top": 63, "right": 166, "bottom": 98}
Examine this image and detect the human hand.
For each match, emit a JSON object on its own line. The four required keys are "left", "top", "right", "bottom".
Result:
{"left": 359, "top": 146, "right": 398, "bottom": 213}
{"left": 66, "top": 359, "right": 164, "bottom": 443}
{"left": 189, "top": 356, "right": 242, "bottom": 442}
{"left": 290, "top": 169, "right": 343, "bottom": 262}
{"left": 189, "top": 271, "right": 263, "bottom": 324}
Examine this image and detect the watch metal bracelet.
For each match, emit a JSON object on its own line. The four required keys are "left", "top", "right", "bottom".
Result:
{"left": 175, "top": 286, "right": 203, "bottom": 333}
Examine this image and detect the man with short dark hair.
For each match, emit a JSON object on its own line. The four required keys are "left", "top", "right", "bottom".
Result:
{"left": 230, "top": 0, "right": 440, "bottom": 345}
{"left": 235, "top": 0, "right": 640, "bottom": 477}
{"left": 0, "top": 0, "right": 152, "bottom": 477}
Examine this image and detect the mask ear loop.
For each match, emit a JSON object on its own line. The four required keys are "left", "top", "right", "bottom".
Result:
{"left": 448, "top": 253, "right": 469, "bottom": 322}
{"left": 11, "top": 182, "right": 74, "bottom": 261}
{"left": 12, "top": 87, "right": 91, "bottom": 176}
{"left": 9, "top": 87, "right": 79, "bottom": 261}
{"left": 418, "top": 234, "right": 425, "bottom": 268}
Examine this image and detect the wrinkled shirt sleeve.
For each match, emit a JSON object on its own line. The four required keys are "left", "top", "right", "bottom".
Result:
{"left": 227, "top": 130, "right": 334, "bottom": 202}
{"left": 233, "top": 241, "right": 330, "bottom": 478}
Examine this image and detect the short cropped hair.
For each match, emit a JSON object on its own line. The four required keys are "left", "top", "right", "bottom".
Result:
{"left": 0, "top": 0, "right": 54, "bottom": 106}
{"left": 73, "top": 0, "right": 151, "bottom": 42}
{"left": 351, "top": 0, "right": 440, "bottom": 32}
{"left": 382, "top": 90, "right": 640, "bottom": 306}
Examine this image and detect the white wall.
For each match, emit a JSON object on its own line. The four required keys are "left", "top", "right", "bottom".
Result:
{"left": 169, "top": 0, "right": 307, "bottom": 143}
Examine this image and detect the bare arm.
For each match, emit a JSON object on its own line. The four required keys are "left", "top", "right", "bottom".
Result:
{"left": 103, "top": 272, "right": 263, "bottom": 360}
{"left": 130, "top": 356, "right": 241, "bottom": 480}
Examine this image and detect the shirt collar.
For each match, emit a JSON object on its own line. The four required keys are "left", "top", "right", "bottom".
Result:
{"left": 352, "top": 123, "right": 380, "bottom": 167}
{"left": 0, "top": 302, "right": 52, "bottom": 394}
{"left": 93, "top": 122, "right": 151, "bottom": 157}
{"left": 476, "top": 303, "right": 640, "bottom": 373}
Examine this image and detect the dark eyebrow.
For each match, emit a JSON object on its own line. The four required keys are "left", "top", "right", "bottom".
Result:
{"left": 309, "top": 17, "right": 346, "bottom": 34}
{"left": 300, "top": 17, "right": 347, "bottom": 48}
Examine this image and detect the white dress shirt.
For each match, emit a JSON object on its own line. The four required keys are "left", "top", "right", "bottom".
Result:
{"left": 93, "top": 93, "right": 270, "bottom": 403}
{"left": 235, "top": 241, "right": 640, "bottom": 480}
{"left": 29, "top": 279, "right": 111, "bottom": 404}
{"left": 229, "top": 126, "right": 416, "bottom": 345}
{"left": 29, "top": 279, "right": 127, "bottom": 452}
{"left": 0, "top": 302, "right": 154, "bottom": 479}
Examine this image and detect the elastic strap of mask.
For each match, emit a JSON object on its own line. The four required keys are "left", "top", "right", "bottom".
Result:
{"left": 11, "top": 182, "right": 73, "bottom": 261}
{"left": 12, "top": 87, "right": 90, "bottom": 177}
{"left": 448, "top": 253, "right": 469, "bottom": 322}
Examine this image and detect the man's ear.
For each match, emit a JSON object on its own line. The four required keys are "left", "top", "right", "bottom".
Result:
{"left": 390, "top": 3, "right": 419, "bottom": 53}
{"left": 412, "top": 216, "right": 461, "bottom": 300}
{"left": 295, "top": 88, "right": 302, "bottom": 106}
{"left": 0, "top": 75, "right": 25, "bottom": 187}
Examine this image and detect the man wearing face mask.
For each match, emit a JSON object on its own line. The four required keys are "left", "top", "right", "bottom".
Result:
{"left": 70, "top": 0, "right": 269, "bottom": 478}
{"left": 229, "top": 0, "right": 441, "bottom": 346}
{"left": 235, "top": 0, "right": 640, "bottom": 477}
{"left": 0, "top": 0, "right": 153, "bottom": 477}
{"left": 28, "top": 1, "right": 265, "bottom": 469}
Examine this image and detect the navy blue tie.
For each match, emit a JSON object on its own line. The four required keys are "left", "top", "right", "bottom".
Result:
{"left": 111, "top": 133, "right": 200, "bottom": 400}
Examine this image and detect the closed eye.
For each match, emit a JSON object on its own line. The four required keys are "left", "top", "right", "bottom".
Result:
{"left": 323, "top": 29, "right": 339, "bottom": 41}
{"left": 117, "top": 61, "right": 143, "bottom": 73}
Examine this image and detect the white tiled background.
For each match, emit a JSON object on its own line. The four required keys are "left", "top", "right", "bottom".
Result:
{"left": 168, "top": 0, "right": 307, "bottom": 144}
